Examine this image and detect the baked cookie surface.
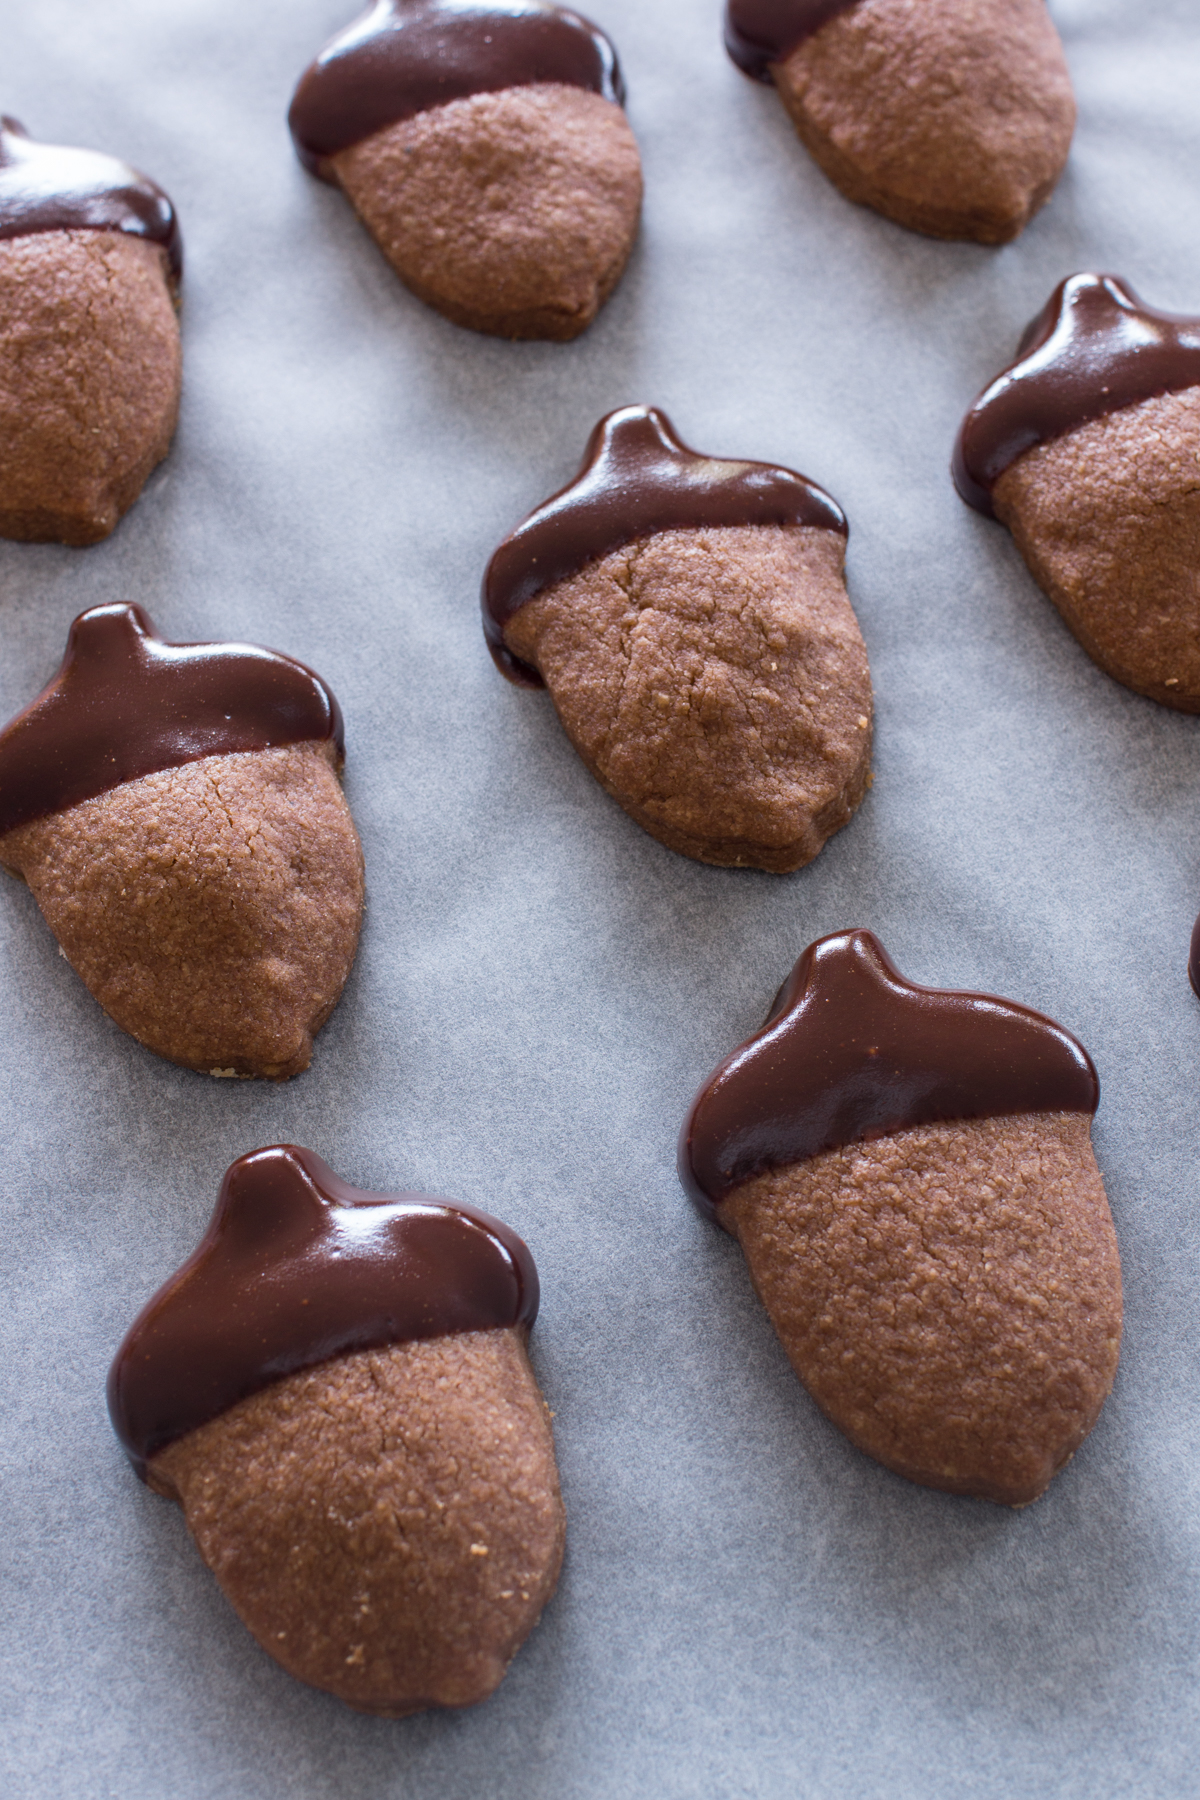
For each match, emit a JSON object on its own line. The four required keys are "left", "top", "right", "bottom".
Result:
{"left": 725, "top": 0, "right": 1075, "bottom": 244}
{"left": 484, "top": 405, "right": 872, "bottom": 871}
{"left": 108, "top": 1145, "right": 564, "bottom": 1715}
{"left": 680, "top": 929, "right": 1122, "bottom": 1505}
{"left": 955, "top": 273, "right": 1200, "bottom": 710}
{"left": 0, "top": 116, "right": 181, "bottom": 544}
{"left": 289, "top": 1, "right": 641, "bottom": 339}
{"left": 0, "top": 604, "right": 363, "bottom": 1078}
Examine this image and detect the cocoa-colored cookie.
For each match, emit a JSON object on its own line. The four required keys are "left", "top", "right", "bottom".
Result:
{"left": 289, "top": 1, "right": 641, "bottom": 340}
{"left": 0, "top": 605, "right": 363, "bottom": 1078}
{"left": 726, "top": 0, "right": 1074, "bottom": 244}
{"left": 955, "top": 274, "right": 1200, "bottom": 710}
{"left": 680, "top": 930, "right": 1122, "bottom": 1505}
{"left": 484, "top": 405, "right": 872, "bottom": 872}
{"left": 108, "top": 1145, "right": 564, "bottom": 1715}
{"left": 0, "top": 117, "right": 182, "bottom": 544}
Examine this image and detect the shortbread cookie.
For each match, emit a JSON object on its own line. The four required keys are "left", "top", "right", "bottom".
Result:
{"left": 484, "top": 404, "right": 872, "bottom": 871}
{"left": 726, "top": 0, "right": 1074, "bottom": 244}
{"left": 108, "top": 1145, "right": 564, "bottom": 1715}
{"left": 0, "top": 605, "right": 363, "bottom": 1078}
{"left": 955, "top": 273, "right": 1200, "bottom": 709}
{"left": 680, "top": 929, "right": 1122, "bottom": 1505}
{"left": 0, "top": 116, "right": 182, "bottom": 544}
{"left": 289, "top": 0, "right": 641, "bottom": 340}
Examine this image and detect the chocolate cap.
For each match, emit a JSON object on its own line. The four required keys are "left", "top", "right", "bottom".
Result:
{"left": 724, "top": 2, "right": 858, "bottom": 81}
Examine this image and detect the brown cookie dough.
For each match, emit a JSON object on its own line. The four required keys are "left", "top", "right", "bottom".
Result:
{"left": 680, "top": 930, "right": 1122, "bottom": 1504}
{"left": 150, "top": 1331, "right": 563, "bottom": 1714}
{"left": 108, "top": 1146, "right": 563, "bottom": 1715}
{"left": 332, "top": 84, "right": 641, "bottom": 341}
{"left": 725, "top": 1113, "right": 1122, "bottom": 1506}
{"left": 0, "top": 741, "right": 363, "bottom": 1079}
{"left": 749, "top": 0, "right": 1075, "bottom": 244}
{"left": 0, "top": 229, "right": 180, "bottom": 544}
{"left": 503, "top": 523, "right": 871, "bottom": 870}
{"left": 993, "top": 388, "right": 1200, "bottom": 708}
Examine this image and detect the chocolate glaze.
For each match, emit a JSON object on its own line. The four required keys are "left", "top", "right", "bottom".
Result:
{"left": 724, "top": 0, "right": 858, "bottom": 81}
{"left": 0, "top": 604, "right": 343, "bottom": 840}
{"left": 108, "top": 1145, "right": 540, "bottom": 1475}
{"left": 0, "top": 117, "right": 182, "bottom": 283}
{"left": 1188, "top": 915, "right": 1200, "bottom": 1002}
{"left": 954, "top": 274, "right": 1200, "bottom": 518}
{"left": 289, "top": 0, "right": 624, "bottom": 179}
{"left": 483, "top": 404, "right": 848, "bottom": 686}
{"left": 679, "top": 929, "right": 1098, "bottom": 1219}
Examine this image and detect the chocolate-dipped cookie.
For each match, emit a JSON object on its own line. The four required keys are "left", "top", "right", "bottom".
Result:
{"left": 0, "top": 117, "right": 181, "bottom": 544}
{"left": 680, "top": 930, "right": 1122, "bottom": 1505}
{"left": 955, "top": 274, "right": 1200, "bottom": 710}
{"left": 0, "top": 605, "right": 363, "bottom": 1078}
{"left": 108, "top": 1146, "right": 564, "bottom": 1715}
{"left": 726, "top": 1, "right": 1074, "bottom": 244}
{"left": 484, "top": 405, "right": 872, "bottom": 872}
{"left": 289, "top": 1, "right": 641, "bottom": 340}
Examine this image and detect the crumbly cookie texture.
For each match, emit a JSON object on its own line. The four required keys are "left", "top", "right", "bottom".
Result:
{"left": 332, "top": 84, "right": 641, "bottom": 340}
{"left": 0, "top": 229, "right": 180, "bottom": 545}
{"left": 992, "top": 387, "right": 1200, "bottom": 710}
{"left": 723, "top": 1112, "right": 1122, "bottom": 1506}
{"left": 0, "top": 741, "right": 363, "bottom": 1079}
{"left": 503, "top": 523, "right": 872, "bottom": 871}
{"left": 148, "top": 1329, "right": 565, "bottom": 1716}
{"left": 772, "top": 0, "right": 1074, "bottom": 244}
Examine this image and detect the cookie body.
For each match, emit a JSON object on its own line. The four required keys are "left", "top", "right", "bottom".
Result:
{"left": 108, "top": 1146, "right": 563, "bottom": 1715}
{"left": 729, "top": 0, "right": 1074, "bottom": 243}
{"left": 955, "top": 274, "right": 1200, "bottom": 709}
{"left": 680, "top": 930, "right": 1121, "bottom": 1504}
{"left": 0, "top": 119, "right": 181, "bottom": 544}
{"left": 0, "top": 605, "right": 362, "bottom": 1078}
{"left": 485, "top": 405, "right": 871, "bottom": 872}
{"left": 290, "top": 2, "right": 641, "bottom": 340}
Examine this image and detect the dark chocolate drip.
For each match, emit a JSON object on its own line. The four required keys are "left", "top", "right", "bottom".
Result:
{"left": 1188, "top": 915, "right": 1200, "bottom": 1002}
{"left": 724, "top": 0, "right": 858, "bottom": 80}
{"left": 679, "top": 929, "right": 1098, "bottom": 1218}
{"left": 483, "top": 404, "right": 848, "bottom": 687}
{"left": 107, "top": 1145, "right": 540, "bottom": 1474}
{"left": 954, "top": 274, "right": 1200, "bottom": 518}
{"left": 0, "top": 604, "right": 343, "bottom": 839}
{"left": 0, "top": 117, "right": 182, "bottom": 283}
{"left": 289, "top": 0, "right": 624, "bottom": 178}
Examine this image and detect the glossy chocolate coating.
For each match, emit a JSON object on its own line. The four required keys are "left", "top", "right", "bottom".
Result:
{"left": 289, "top": 0, "right": 624, "bottom": 178}
{"left": 724, "top": 0, "right": 857, "bottom": 80}
{"left": 680, "top": 929, "right": 1099, "bottom": 1219}
{"left": 108, "top": 1145, "right": 540, "bottom": 1474}
{"left": 0, "top": 604, "right": 343, "bottom": 840}
{"left": 1188, "top": 915, "right": 1200, "bottom": 1002}
{"left": 483, "top": 404, "right": 848, "bottom": 686}
{"left": 0, "top": 116, "right": 181, "bottom": 283}
{"left": 954, "top": 274, "right": 1200, "bottom": 518}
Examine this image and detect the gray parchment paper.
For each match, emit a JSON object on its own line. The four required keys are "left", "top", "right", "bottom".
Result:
{"left": 2, "top": 3, "right": 1199, "bottom": 1795}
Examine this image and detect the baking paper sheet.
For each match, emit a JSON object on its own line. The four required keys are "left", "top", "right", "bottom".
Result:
{"left": 3, "top": 2, "right": 1199, "bottom": 1794}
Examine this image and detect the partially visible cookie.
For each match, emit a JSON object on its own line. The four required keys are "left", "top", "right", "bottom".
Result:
{"left": 955, "top": 273, "right": 1200, "bottom": 709}
{"left": 484, "top": 404, "right": 872, "bottom": 872}
{"left": 725, "top": 0, "right": 1074, "bottom": 244}
{"left": 0, "top": 605, "right": 363, "bottom": 1078}
{"left": 680, "top": 929, "right": 1122, "bottom": 1505}
{"left": 289, "top": 1, "right": 642, "bottom": 340}
{"left": 0, "top": 116, "right": 182, "bottom": 544}
{"left": 108, "top": 1145, "right": 564, "bottom": 1715}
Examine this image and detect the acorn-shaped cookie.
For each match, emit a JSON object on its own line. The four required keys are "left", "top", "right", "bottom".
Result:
{"left": 726, "top": 1, "right": 1074, "bottom": 244}
{"left": 108, "top": 1146, "right": 564, "bottom": 1715}
{"left": 288, "top": 0, "right": 642, "bottom": 340}
{"left": 484, "top": 405, "right": 873, "bottom": 871}
{"left": 680, "top": 930, "right": 1122, "bottom": 1505}
{"left": 0, "top": 605, "right": 363, "bottom": 1078}
{"left": 0, "top": 117, "right": 182, "bottom": 544}
{"left": 955, "top": 274, "right": 1200, "bottom": 710}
